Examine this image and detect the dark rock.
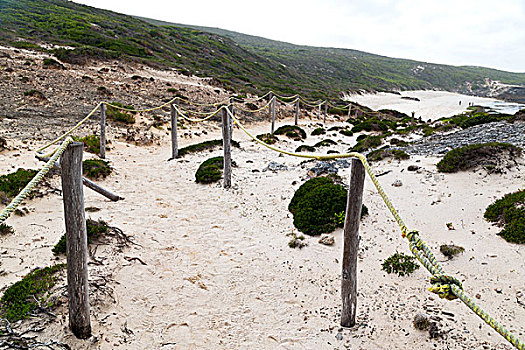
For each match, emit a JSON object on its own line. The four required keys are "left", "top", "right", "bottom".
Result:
{"left": 407, "top": 165, "right": 421, "bottom": 171}
{"left": 263, "top": 161, "right": 288, "bottom": 172}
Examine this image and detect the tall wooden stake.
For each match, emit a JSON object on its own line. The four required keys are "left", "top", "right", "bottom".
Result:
{"left": 411, "top": 111, "right": 415, "bottom": 126}
{"left": 99, "top": 103, "right": 106, "bottom": 159}
{"left": 268, "top": 92, "right": 273, "bottom": 133}
{"left": 348, "top": 105, "right": 352, "bottom": 118}
{"left": 318, "top": 103, "right": 321, "bottom": 119}
{"left": 341, "top": 158, "right": 365, "bottom": 328}
{"left": 229, "top": 97, "right": 234, "bottom": 138}
{"left": 222, "top": 108, "right": 232, "bottom": 188}
{"left": 271, "top": 96, "right": 276, "bottom": 134}
{"left": 60, "top": 142, "right": 91, "bottom": 339}
{"left": 323, "top": 101, "right": 328, "bottom": 124}
{"left": 294, "top": 99, "right": 299, "bottom": 125}
{"left": 170, "top": 104, "right": 178, "bottom": 159}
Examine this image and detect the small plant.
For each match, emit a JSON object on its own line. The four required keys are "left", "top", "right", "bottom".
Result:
{"left": 367, "top": 149, "right": 410, "bottom": 162}
{"left": 97, "top": 86, "right": 111, "bottom": 95}
{"left": 446, "top": 222, "right": 455, "bottom": 230}
{"left": 274, "top": 125, "right": 307, "bottom": 140}
{"left": 256, "top": 133, "right": 279, "bottom": 145}
{"left": 288, "top": 233, "right": 306, "bottom": 249}
{"left": 42, "top": 58, "right": 63, "bottom": 68}
{"left": 167, "top": 87, "right": 178, "bottom": 93}
{"left": 311, "top": 127, "right": 326, "bottom": 136}
{"left": 333, "top": 204, "right": 369, "bottom": 227}
{"left": 0, "top": 223, "right": 14, "bottom": 235}
{"left": 339, "top": 129, "right": 353, "bottom": 137}
{"left": 106, "top": 102, "right": 136, "bottom": 124}
{"left": 52, "top": 219, "right": 109, "bottom": 255}
{"left": 0, "top": 169, "right": 38, "bottom": 199}
{"left": 0, "top": 264, "right": 65, "bottom": 321}
{"left": 382, "top": 252, "right": 419, "bottom": 276}
{"left": 23, "top": 89, "right": 45, "bottom": 99}
{"left": 195, "top": 156, "right": 223, "bottom": 184}
{"left": 314, "top": 139, "right": 337, "bottom": 148}
{"left": 484, "top": 189, "right": 525, "bottom": 244}
{"left": 72, "top": 135, "right": 101, "bottom": 155}
{"left": 350, "top": 135, "right": 383, "bottom": 152}
{"left": 178, "top": 139, "right": 240, "bottom": 157}
{"left": 83, "top": 159, "right": 112, "bottom": 180}
{"left": 436, "top": 143, "right": 521, "bottom": 173}
{"left": 295, "top": 145, "right": 316, "bottom": 153}
{"left": 440, "top": 244, "right": 465, "bottom": 259}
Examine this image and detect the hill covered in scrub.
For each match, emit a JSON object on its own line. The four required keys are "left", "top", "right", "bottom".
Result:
{"left": 1, "top": 0, "right": 525, "bottom": 100}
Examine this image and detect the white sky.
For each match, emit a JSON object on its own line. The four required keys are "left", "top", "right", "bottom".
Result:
{"left": 72, "top": 0, "right": 525, "bottom": 73}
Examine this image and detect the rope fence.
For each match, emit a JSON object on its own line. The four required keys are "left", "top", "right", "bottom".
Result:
{"left": 0, "top": 90, "right": 523, "bottom": 349}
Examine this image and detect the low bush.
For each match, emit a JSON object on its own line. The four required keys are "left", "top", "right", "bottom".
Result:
{"left": 195, "top": 156, "right": 223, "bottom": 184}
{"left": 484, "top": 189, "right": 525, "bottom": 244}
{"left": 274, "top": 125, "right": 307, "bottom": 140}
{"left": 0, "top": 169, "right": 38, "bottom": 199}
{"left": 311, "top": 127, "right": 326, "bottom": 136}
{"left": 367, "top": 149, "right": 410, "bottom": 162}
{"left": 382, "top": 252, "right": 419, "bottom": 276}
{"left": 295, "top": 145, "right": 316, "bottom": 153}
{"left": 339, "top": 129, "right": 353, "bottom": 137}
{"left": 0, "top": 223, "right": 14, "bottom": 235}
{"left": 52, "top": 219, "right": 109, "bottom": 255}
{"left": 83, "top": 159, "right": 112, "bottom": 180}
{"left": 106, "top": 102, "right": 136, "bottom": 124}
{"left": 72, "top": 134, "right": 101, "bottom": 155}
{"left": 42, "top": 58, "right": 63, "bottom": 69}
{"left": 436, "top": 143, "right": 521, "bottom": 173}
{"left": 256, "top": 133, "right": 279, "bottom": 145}
{"left": 0, "top": 264, "right": 65, "bottom": 321}
{"left": 178, "top": 139, "right": 240, "bottom": 157}
{"left": 289, "top": 177, "right": 348, "bottom": 236}
{"left": 350, "top": 135, "right": 383, "bottom": 152}
{"left": 314, "top": 139, "right": 337, "bottom": 148}
{"left": 23, "top": 89, "right": 45, "bottom": 99}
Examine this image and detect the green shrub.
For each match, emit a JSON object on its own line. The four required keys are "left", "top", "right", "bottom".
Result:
{"left": 484, "top": 189, "right": 525, "bottom": 244}
{"left": 0, "top": 223, "right": 14, "bottom": 235}
{"left": 339, "top": 129, "right": 353, "bottom": 137}
{"left": 178, "top": 139, "right": 240, "bottom": 157}
{"left": 351, "top": 117, "right": 396, "bottom": 133}
{"left": 72, "top": 134, "right": 101, "bottom": 155}
{"left": 289, "top": 177, "right": 348, "bottom": 236}
{"left": 195, "top": 156, "right": 223, "bottom": 184}
{"left": 0, "top": 169, "right": 38, "bottom": 199}
{"left": 367, "top": 149, "right": 410, "bottom": 162}
{"left": 311, "top": 127, "right": 326, "bottom": 136}
{"left": 436, "top": 143, "right": 522, "bottom": 173}
{"left": 256, "top": 133, "right": 279, "bottom": 145}
{"left": 106, "top": 102, "right": 136, "bottom": 124}
{"left": 0, "top": 264, "right": 65, "bottom": 321}
{"left": 350, "top": 135, "right": 383, "bottom": 152}
{"left": 440, "top": 244, "right": 465, "bottom": 259}
{"left": 23, "top": 89, "right": 45, "bottom": 99}
{"left": 10, "top": 41, "right": 41, "bottom": 50}
{"left": 167, "top": 87, "right": 178, "bottom": 93}
{"left": 52, "top": 219, "right": 109, "bottom": 255}
{"left": 42, "top": 58, "right": 63, "bottom": 68}
{"left": 382, "top": 252, "right": 419, "bottom": 276}
{"left": 83, "top": 159, "right": 111, "bottom": 180}
{"left": 295, "top": 145, "right": 316, "bottom": 153}
{"left": 333, "top": 204, "right": 368, "bottom": 226}
{"left": 314, "top": 139, "right": 337, "bottom": 148}
{"left": 274, "top": 125, "right": 306, "bottom": 140}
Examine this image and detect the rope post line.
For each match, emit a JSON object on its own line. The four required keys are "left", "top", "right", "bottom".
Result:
{"left": 60, "top": 142, "right": 91, "bottom": 339}
{"left": 295, "top": 99, "right": 299, "bottom": 125}
{"left": 323, "top": 101, "right": 328, "bottom": 124}
{"left": 99, "top": 103, "right": 106, "bottom": 159}
{"left": 341, "top": 158, "right": 366, "bottom": 327}
{"left": 271, "top": 96, "right": 276, "bottom": 134}
{"left": 170, "top": 104, "right": 179, "bottom": 159}
{"left": 222, "top": 107, "right": 232, "bottom": 188}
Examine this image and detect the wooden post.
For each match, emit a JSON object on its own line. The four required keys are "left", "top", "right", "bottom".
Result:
{"left": 222, "top": 108, "right": 232, "bottom": 188}
{"left": 354, "top": 107, "right": 359, "bottom": 118}
{"left": 268, "top": 92, "right": 273, "bottom": 132}
{"left": 60, "top": 142, "right": 91, "bottom": 339}
{"left": 170, "top": 104, "right": 178, "bottom": 159}
{"left": 318, "top": 103, "right": 321, "bottom": 119}
{"left": 323, "top": 101, "right": 328, "bottom": 124}
{"left": 229, "top": 97, "right": 234, "bottom": 138}
{"left": 294, "top": 99, "right": 299, "bottom": 125}
{"left": 99, "top": 103, "right": 106, "bottom": 159}
{"left": 347, "top": 105, "right": 352, "bottom": 118}
{"left": 271, "top": 96, "right": 276, "bottom": 134}
{"left": 82, "top": 177, "right": 123, "bottom": 202}
{"left": 411, "top": 111, "right": 415, "bottom": 125}
{"left": 341, "top": 158, "right": 365, "bottom": 328}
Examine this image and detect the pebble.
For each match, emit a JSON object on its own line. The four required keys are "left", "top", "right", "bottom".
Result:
{"left": 318, "top": 235, "right": 335, "bottom": 246}
{"left": 392, "top": 180, "right": 403, "bottom": 187}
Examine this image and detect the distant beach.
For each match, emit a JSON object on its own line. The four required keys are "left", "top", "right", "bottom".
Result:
{"left": 345, "top": 90, "right": 525, "bottom": 121}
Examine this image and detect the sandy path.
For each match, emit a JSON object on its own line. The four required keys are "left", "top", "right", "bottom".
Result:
{"left": 1, "top": 118, "right": 524, "bottom": 349}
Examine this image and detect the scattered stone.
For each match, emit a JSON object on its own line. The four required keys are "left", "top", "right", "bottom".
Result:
{"left": 413, "top": 313, "right": 430, "bottom": 330}
{"left": 495, "top": 288, "right": 502, "bottom": 294}
{"left": 407, "top": 165, "right": 421, "bottom": 171}
{"left": 263, "top": 161, "right": 288, "bottom": 172}
{"left": 335, "top": 333, "right": 343, "bottom": 341}
{"left": 392, "top": 180, "right": 403, "bottom": 187}
{"left": 318, "top": 235, "right": 335, "bottom": 246}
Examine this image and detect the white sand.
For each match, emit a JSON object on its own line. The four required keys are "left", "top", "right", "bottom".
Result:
{"left": 1, "top": 114, "right": 524, "bottom": 349}
{"left": 345, "top": 90, "right": 507, "bottom": 121}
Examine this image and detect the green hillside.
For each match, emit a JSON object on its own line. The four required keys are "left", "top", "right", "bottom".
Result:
{"left": 1, "top": 0, "right": 524, "bottom": 100}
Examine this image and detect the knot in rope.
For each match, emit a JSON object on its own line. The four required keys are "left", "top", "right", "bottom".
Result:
{"left": 405, "top": 230, "right": 420, "bottom": 242}
{"left": 429, "top": 274, "right": 463, "bottom": 300}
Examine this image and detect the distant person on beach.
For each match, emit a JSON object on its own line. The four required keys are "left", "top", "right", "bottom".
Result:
{"left": 459, "top": 100, "right": 462, "bottom": 105}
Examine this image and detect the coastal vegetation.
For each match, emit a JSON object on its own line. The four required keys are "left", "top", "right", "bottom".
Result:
{"left": 484, "top": 190, "right": 525, "bottom": 244}
{"left": 83, "top": 159, "right": 112, "bottom": 180}
{"left": 178, "top": 139, "right": 240, "bottom": 157}
{"left": 382, "top": 252, "right": 419, "bottom": 276}
{"left": 0, "top": 223, "right": 14, "bottom": 235}
{"left": 195, "top": 156, "right": 224, "bottom": 184}
{"left": 274, "top": 125, "right": 307, "bottom": 140}
{"left": 256, "top": 133, "right": 279, "bottom": 145}
{"left": 52, "top": 219, "right": 110, "bottom": 255}
{"left": 0, "top": 168, "right": 38, "bottom": 200}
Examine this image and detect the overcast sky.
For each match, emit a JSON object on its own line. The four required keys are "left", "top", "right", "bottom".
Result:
{"left": 72, "top": 0, "right": 525, "bottom": 72}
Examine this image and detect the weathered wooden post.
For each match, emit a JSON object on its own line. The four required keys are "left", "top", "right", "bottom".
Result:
{"left": 411, "top": 111, "right": 415, "bottom": 126}
{"left": 222, "top": 107, "right": 232, "bottom": 188}
{"left": 294, "top": 99, "right": 299, "bottom": 125}
{"left": 341, "top": 158, "right": 365, "bottom": 328}
{"left": 99, "top": 103, "right": 106, "bottom": 159}
{"left": 60, "top": 142, "right": 91, "bottom": 339}
{"left": 271, "top": 96, "right": 276, "bottom": 134}
{"left": 317, "top": 103, "right": 321, "bottom": 119}
{"left": 268, "top": 92, "right": 273, "bottom": 132}
{"left": 229, "top": 97, "right": 234, "bottom": 138}
{"left": 347, "top": 105, "right": 352, "bottom": 118}
{"left": 170, "top": 104, "right": 178, "bottom": 159}
{"left": 354, "top": 106, "right": 359, "bottom": 118}
{"left": 323, "top": 101, "right": 328, "bottom": 124}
